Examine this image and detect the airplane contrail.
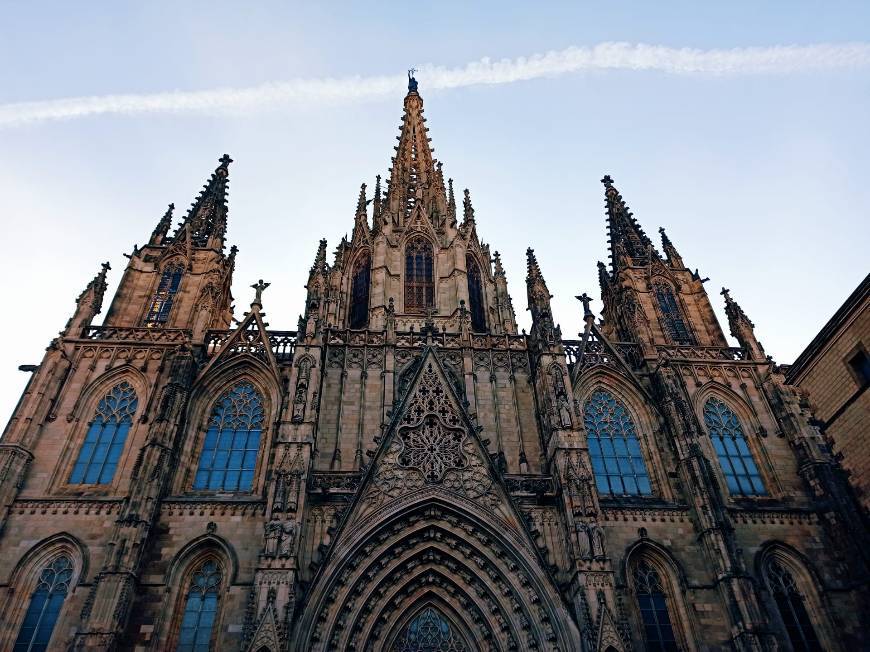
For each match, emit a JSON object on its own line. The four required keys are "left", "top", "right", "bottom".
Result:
{"left": 2, "top": 42, "right": 869, "bottom": 128}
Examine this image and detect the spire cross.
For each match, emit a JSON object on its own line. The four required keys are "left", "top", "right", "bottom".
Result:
{"left": 251, "top": 279, "right": 270, "bottom": 307}
{"left": 720, "top": 287, "right": 732, "bottom": 301}
{"left": 575, "top": 293, "right": 594, "bottom": 318}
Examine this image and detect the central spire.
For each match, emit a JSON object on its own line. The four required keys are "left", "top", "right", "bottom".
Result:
{"left": 384, "top": 73, "right": 448, "bottom": 229}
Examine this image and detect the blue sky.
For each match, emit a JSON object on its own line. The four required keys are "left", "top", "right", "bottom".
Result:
{"left": 1, "top": 1, "right": 868, "bottom": 423}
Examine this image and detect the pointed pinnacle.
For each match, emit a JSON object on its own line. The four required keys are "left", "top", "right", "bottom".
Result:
{"left": 659, "top": 226, "right": 673, "bottom": 249}
{"left": 462, "top": 188, "right": 475, "bottom": 223}
{"left": 493, "top": 251, "right": 505, "bottom": 277}
{"left": 356, "top": 183, "right": 367, "bottom": 215}
{"left": 526, "top": 248, "right": 542, "bottom": 279}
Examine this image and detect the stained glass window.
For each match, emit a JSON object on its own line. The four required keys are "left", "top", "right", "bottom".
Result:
{"left": 349, "top": 253, "right": 371, "bottom": 329}
{"left": 703, "top": 397, "right": 766, "bottom": 496}
{"left": 405, "top": 237, "right": 434, "bottom": 313}
{"left": 765, "top": 560, "right": 822, "bottom": 652}
{"left": 176, "top": 560, "right": 221, "bottom": 652}
{"left": 193, "top": 382, "right": 264, "bottom": 492}
{"left": 633, "top": 561, "right": 679, "bottom": 652}
{"left": 466, "top": 254, "right": 486, "bottom": 333}
{"left": 654, "top": 284, "right": 694, "bottom": 345}
{"left": 145, "top": 264, "right": 184, "bottom": 327}
{"left": 393, "top": 607, "right": 467, "bottom": 652}
{"left": 13, "top": 556, "right": 73, "bottom": 652}
{"left": 69, "top": 381, "right": 138, "bottom": 485}
{"left": 584, "top": 391, "right": 652, "bottom": 496}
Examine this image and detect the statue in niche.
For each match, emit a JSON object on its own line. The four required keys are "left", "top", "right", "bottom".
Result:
{"left": 264, "top": 519, "right": 282, "bottom": 557}
{"left": 279, "top": 520, "right": 297, "bottom": 558}
{"left": 575, "top": 521, "right": 592, "bottom": 560}
{"left": 558, "top": 395, "right": 573, "bottom": 428}
{"left": 589, "top": 521, "right": 607, "bottom": 559}
{"left": 291, "top": 384, "right": 307, "bottom": 422}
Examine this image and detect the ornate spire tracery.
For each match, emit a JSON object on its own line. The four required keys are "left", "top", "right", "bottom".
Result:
{"left": 601, "top": 175, "right": 657, "bottom": 272}
{"left": 172, "top": 154, "right": 232, "bottom": 250}
{"left": 721, "top": 287, "right": 766, "bottom": 359}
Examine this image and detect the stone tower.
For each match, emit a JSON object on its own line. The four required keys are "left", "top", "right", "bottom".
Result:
{"left": 0, "top": 74, "right": 866, "bottom": 652}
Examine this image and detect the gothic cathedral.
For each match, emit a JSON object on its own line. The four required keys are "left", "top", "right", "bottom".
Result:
{"left": 0, "top": 76, "right": 866, "bottom": 652}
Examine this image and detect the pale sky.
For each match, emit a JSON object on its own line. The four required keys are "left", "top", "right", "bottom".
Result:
{"left": 1, "top": 1, "right": 869, "bottom": 425}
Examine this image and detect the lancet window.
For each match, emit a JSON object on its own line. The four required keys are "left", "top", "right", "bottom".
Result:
{"left": 13, "top": 556, "right": 73, "bottom": 652}
{"left": 703, "top": 397, "right": 766, "bottom": 496}
{"left": 393, "top": 607, "right": 468, "bottom": 652}
{"left": 653, "top": 283, "right": 694, "bottom": 345}
{"left": 69, "top": 381, "right": 138, "bottom": 485}
{"left": 764, "top": 560, "right": 822, "bottom": 651}
{"left": 144, "top": 263, "right": 184, "bottom": 327}
{"left": 466, "top": 254, "right": 486, "bottom": 332}
{"left": 193, "top": 382, "right": 264, "bottom": 492}
{"left": 176, "top": 559, "right": 222, "bottom": 652}
{"left": 349, "top": 252, "right": 371, "bottom": 329}
{"left": 632, "top": 560, "right": 679, "bottom": 652}
{"left": 584, "top": 390, "right": 652, "bottom": 496}
{"left": 405, "top": 237, "right": 434, "bottom": 313}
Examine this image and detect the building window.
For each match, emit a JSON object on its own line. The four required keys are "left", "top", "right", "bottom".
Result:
{"left": 193, "top": 382, "right": 264, "bottom": 492}
{"left": 405, "top": 237, "right": 434, "bottom": 313}
{"left": 466, "top": 254, "right": 486, "bottom": 332}
{"left": 145, "top": 264, "right": 184, "bottom": 327}
{"left": 653, "top": 284, "right": 694, "bottom": 345}
{"left": 584, "top": 391, "right": 652, "bottom": 496}
{"left": 13, "top": 556, "right": 73, "bottom": 652}
{"left": 69, "top": 381, "right": 138, "bottom": 485}
{"left": 349, "top": 252, "right": 371, "bottom": 329}
{"left": 703, "top": 397, "right": 766, "bottom": 496}
{"left": 633, "top": 560, "right": 679, "bottom": 652}
{"left": 847, "top": 347, "right": 870, "bottom": 387}
{"left": 176, "top": 559, "right": 222, "bottom": 652}
{"left": 764, "top": 560, "right": 822, "bottom": 652}
{"left": 394, "top": 607, "right": 467, "bottom": 652}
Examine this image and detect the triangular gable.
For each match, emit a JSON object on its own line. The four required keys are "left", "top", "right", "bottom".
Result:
{"left": 595, "top": 597, "right": 626, "bottom": 652}
{"left": 573, "top": 321, "right": 648, "bottom": 390}
{"left": 245, "top": 594, "right": 283, "bottom": 652}
{"left": 199, "top": 306, "right": 280, "bottom": 381}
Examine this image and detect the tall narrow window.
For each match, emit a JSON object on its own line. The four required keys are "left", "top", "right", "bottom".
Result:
{"left": 13, "top": 556, "right": 73, "bottom": 652}
{"left": 69, "top": 381, "right": 138, "bottom": 485}
{"left": 584, "top": 391, "right": 652, "bottom": 496}
{"left": 177, "top": 559, "right": 222, "bottom": 652}
{"left": 653, "top": 284, "right": 694, "bottom": 345}
{"left": 405, "top": 237, "right": 434, "bottom": 313}
{"left": 466, "top": 254, "right": 486, "bottom": 333}
{"left": 349, "top": 252, "right": 371, "bottom": 329}
{"left": 193, "top": 382, "right": 264, "bottom": 492}
{"left": 633, "top": 560, "right": 679, "bottom": 652}
{"left": 703, "top": 397, "right": 766, "bottom": 496}
{"left": 394, "top": 607, "right": 468, "bottom": 652}
{"left": 764, "top": 560, "right": 822, "bottom": 652}
{"left": 145, "top": 263, "right": 184, "bottom": 327}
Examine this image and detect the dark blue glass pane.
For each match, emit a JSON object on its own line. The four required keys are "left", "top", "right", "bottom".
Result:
{"left": 239, "top": 471, "right": 255, "bottom": 490}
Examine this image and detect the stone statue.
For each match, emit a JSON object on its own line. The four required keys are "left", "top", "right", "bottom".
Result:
{"left": 279, "top": 520, "right": 297, "bottom": 558}
{"left": 264, "top": 519, "right": 282, "bottom": 557}
{"left": 589, "top": 522, "right": 606, "bottom": 559}
{"left": 558, "top": 396, "right": 573, "bottom": 428}
{"left": 575, "top": 521, "right": 592, "bottom": 560}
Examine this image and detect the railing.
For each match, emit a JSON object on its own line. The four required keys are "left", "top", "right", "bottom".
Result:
{"left": 657, "top": 345, "right": 747, "bottom": 361}
{"left": 204, "top": 329, "right": 297, "bottom": 362}
{"left": 563, "top": 338, "right": 643, "bottom": 372}
{"left": 83, "top": 326, "right": 189, "bottom": 343}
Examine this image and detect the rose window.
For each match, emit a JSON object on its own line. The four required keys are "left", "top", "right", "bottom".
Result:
{"left": 399, "top": 415, "right": 466, "bottom": 482}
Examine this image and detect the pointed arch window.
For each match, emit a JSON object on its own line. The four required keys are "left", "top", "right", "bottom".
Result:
{"left": 653, "top": 283, "right": 694, "bottom": 345}
{"left": 69, "top": 381, "right": 138, "bottom": 485}
{"left": 176, "top": 559, "right": 222, "bottom": 652}
{"left": 13, "top": 556, "right": 73, "bottom": 652}
{"left": 145, "top": 263, "right": 184, "bottom": 327}
{"left": 394, "top": 607, "right": 468, "bottom": 652}
{"left": 764, "top": 560, "right": 822, "bottom": 652}
{"left": 349, "top": 252, "right": 371, "bottom": 329}
{"left": 405, "top": 237, "right": 434, "bottom": 313}
{"left": 703, "top": 397, "right": 765, "bottom": 496}
{"left": 466, "top": 254, "right": 486, "bottom": 332}
{"left": 633, "top": 560, "right": 679, "bottom": 652}
{"left": 584, "top": 391, "right": 652, "bottom": 496}
{"left": 193, "top": 382, "right": 264, "bottom": 492}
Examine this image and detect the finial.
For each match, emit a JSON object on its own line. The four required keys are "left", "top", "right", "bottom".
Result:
{"left": 217, "top": 153, "right": 233, "bottom": 176}
{"left": 575, "top": 293, "right": 594, "bottom": 319}
{"left": 407, "top": 68, "right": 418, "bottom": 93}
{"left": 720, "top": 287, "right": 732, "bottom": 302}
{"left": 356, "top": 183, "right": 367, "bottom": 215}
{"left": 250, "top": 279, "right": 270, "bottom": 308}
{"left": 462, "top": 188, "right": 475, "bottom": 223}
{"left": 601, "top": 174, "right": 614, "bottom": 188}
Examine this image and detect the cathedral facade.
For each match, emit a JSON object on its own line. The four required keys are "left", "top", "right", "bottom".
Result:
{"left": 0, "top": 76, "right": 866, "bottom": 652}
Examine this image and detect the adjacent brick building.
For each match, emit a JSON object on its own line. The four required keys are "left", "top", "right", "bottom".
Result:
{"left": 786, "top": 274, "right": 870, "bottom": 512}
{"left": 0, "top": 74, "right": 867, "bottom": 651}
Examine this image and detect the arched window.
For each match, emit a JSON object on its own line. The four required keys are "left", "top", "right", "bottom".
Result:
{"left": 176, "top": 559, "right": 222, "bottom": 652}
{"left": 145, "top": 263, "right": 184, "bottom": 327}
{"left": 405, "top": 237, "right": 434, "bottom": 313}
{"left": 764, "top": 560, "right": 822, "bottom": 651}
{"left": 703, "top": 397, "right": 765, "bottom": 496}
{"left": 69, "top": 381, "right": 138, "bottom": 485}
{"left": 466, "top": 254, "right": 486, "bottom": 332}
{"left": 349, "top": 252, "right": 371, "bottom": 329}
{"left": 632, "top": 560, "right": 679, "bottom": 652}
{"left": 193, "top": 382, "right": 264, "bottom": 492}
{"left": 394, "top": 607, "right": 468, "bottom": 652}
{"left": 653, "top": 283, "right": 694, "bottom": 345}
{"left": 13, "top": 555, "right": 73, "bottom": 652}
{"left": 584, "top": 391, "right": 652, "bottom": 496}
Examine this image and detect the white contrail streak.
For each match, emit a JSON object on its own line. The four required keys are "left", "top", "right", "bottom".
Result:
{"left": 2, "top": 42, "right": 869, "bottom": 128}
